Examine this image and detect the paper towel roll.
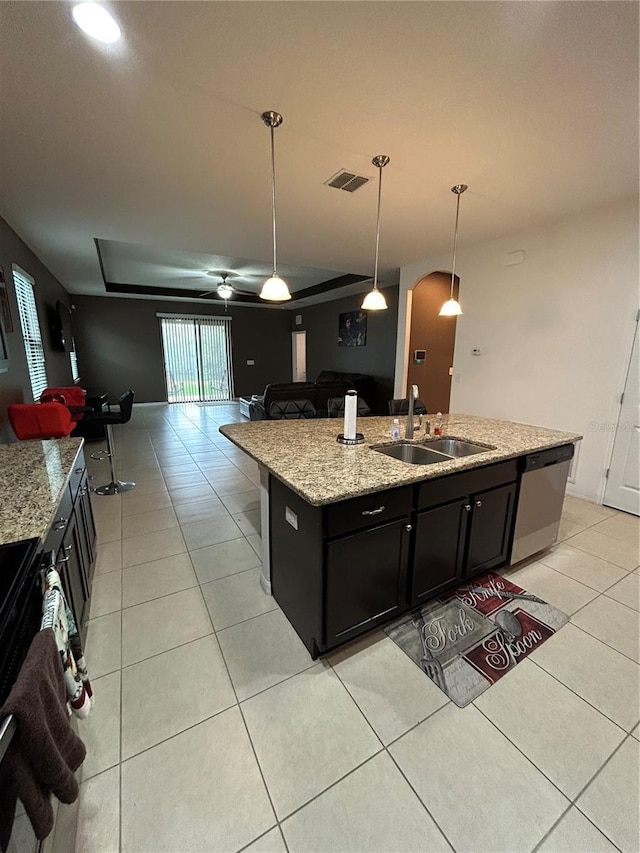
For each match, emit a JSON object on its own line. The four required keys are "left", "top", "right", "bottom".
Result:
{"left": 343, "top": 390, "right": 357, "bottom": 440}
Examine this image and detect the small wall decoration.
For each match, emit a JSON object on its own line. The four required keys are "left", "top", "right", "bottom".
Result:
{"left": 338, "top": 310, "right": 367, "bottom": 347}
{"left": 0, "top": 265, "right": 13, "bottom": 333}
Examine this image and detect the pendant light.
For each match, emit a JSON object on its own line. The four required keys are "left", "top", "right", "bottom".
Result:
{"left": 439, "top": 183, "right": 468, "bottom": 316}
{"left": 260, "top": 111, "right": 291, "bottom": 302}
{"left": 361, "top": 155, "right": 390, "bottom": 311}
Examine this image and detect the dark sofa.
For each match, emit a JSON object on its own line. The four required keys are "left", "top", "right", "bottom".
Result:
{"left": 246, "top": 371, "right": 376, "bottom": 420}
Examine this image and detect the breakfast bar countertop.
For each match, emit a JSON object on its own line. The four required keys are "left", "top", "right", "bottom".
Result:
{"left": 220, "top": 414, "right": 582, "bottom": 506}
{"left": 0, "top": 438, "right": 85, "bottom": 545}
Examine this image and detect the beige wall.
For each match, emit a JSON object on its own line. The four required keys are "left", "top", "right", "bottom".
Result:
{"left": 395, "top": 197, "right": 639, "bottom": 502}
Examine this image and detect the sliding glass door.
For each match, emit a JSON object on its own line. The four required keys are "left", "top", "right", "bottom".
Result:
{"left": 159, "top": 314, "right": 234, "bottom": 403}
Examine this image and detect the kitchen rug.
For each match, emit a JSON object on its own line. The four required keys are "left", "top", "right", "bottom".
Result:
{"left": 384, "top": 571, "right": 569, "bottom": 707}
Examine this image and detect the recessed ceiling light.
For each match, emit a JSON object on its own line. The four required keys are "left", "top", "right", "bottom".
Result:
{"left": 72, "top": 3, "right": 121, "bottom": 43}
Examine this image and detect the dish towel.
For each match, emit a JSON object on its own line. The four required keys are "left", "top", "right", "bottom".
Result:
{"left": 0, "top": 628, "right": 86, "bottom": 848}
{"left": 42, "top": 568, "right": 93, "bottom": 718}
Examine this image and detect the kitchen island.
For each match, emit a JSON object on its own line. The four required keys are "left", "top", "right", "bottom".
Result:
{"left": 220, "top": 414, "right": 581, "bottom": 658}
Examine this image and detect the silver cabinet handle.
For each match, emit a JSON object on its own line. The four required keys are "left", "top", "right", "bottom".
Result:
{"left": 463, "top": 504, "right": 471, "bottom": 512}
{"left": 404, "top": 524, "right": 412, "bottom": 532}
{"left": 75, "top": 467, "right": 84, "bottom": 474}
{"left": 64, "top": 544, "right": 73, "bottom": 552}
{"left": 54, "top": 517, "right": 68, "bottom": 530}
{"left": 475, "top": 499, "right": 483, "bottom": 508}
{"left": 79, "top": 487, "right": 88, "bottom": 496}
{"left": 57, "top": 556, "right": 70, "bottom": 564}
{"left": 362, "top": 506, "right": 385, "bottom": 516}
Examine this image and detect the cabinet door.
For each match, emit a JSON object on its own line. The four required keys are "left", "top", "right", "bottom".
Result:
{"left": 412, "top": 499, "right": 468, "bottom": 605}
{"left": 325, "top": 519, "right": 410, "bottom": 647}
{"left": 76, "top": 475, "right": 97, "bottom": 586}
{"left": 466, "top": 483, "right": 516, "bottom": 577}
{"left": 57, "top": 514, "right": 89, "bottom": 636}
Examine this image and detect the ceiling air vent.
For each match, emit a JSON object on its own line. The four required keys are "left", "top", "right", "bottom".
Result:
{"left": 325, "top": 170, "right": 370, "bottom": 192}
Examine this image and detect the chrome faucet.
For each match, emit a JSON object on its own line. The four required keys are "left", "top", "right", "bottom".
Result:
{"left": 405, "top": 384, "right": 419, "bottom": 439}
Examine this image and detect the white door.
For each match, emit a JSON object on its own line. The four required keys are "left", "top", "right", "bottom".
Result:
{"left": 604, "top": 319, "right": 639, "bottom": 515}
{"left": 292, "top": 331, "right": 307, "bottom": 382}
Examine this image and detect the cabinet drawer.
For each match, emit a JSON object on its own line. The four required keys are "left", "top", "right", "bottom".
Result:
{"left": 325, "top": 486, "right": 413, "bottom": 538}
{"left": 417, "top": 459, "right": 518, "bottom": 510}
{"left": 43, "top": 486, "right": 73, "bottom": 556}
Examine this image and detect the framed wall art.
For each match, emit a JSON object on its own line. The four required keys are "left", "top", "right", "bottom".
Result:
{"left": 338, "top": 310, "right": 367, "bottom": 347}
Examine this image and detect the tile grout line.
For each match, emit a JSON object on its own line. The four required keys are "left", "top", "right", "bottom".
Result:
{"left": 327, "top": 659, "right": 457, "bottom": 852}
{"left": 471, "top": 701, "right": 636, "bottom": 851}
{"left": 85, "top": 406, "right": 639, "bottom": 853}
{"left": 527, "top": 654, "right": 638, "bottom": 736}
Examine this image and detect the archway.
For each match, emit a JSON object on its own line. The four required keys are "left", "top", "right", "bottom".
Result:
{"left": 405, "top": 271, "right": 459, "bottom": 414}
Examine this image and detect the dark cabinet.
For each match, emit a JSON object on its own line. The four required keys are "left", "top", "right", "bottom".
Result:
{"left": 270, "top": 458, "right": 520, "bottom": 658}
{"left": 325, "top": 518, "right": 411, "bottom": 646}
{"left": 43, "top": 450, "right": 97, "bottom": 641}
{"left": 412, "top": 499, "right": 468, "bottom": 604}
{"left": 270, "top": 476, "right": 412, "bottom": 657}
{"left": 466, "top": 482, "right": 516, "bottom": 577}
{"left": 76, "top": 472, "right": 96, "bottom": 589}
{"left": 57, "top": 512, "right": 89, "bottom": 630}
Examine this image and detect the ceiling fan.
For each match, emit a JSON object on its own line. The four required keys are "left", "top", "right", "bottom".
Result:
{"left": 199, "top": 272, "right": 255, "bottom": 307}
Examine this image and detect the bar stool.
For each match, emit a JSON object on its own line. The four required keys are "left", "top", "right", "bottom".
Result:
{"left": 89, "top": 390, "right": 136, "bottom": 496}
{"left": 388, "top": 398, "right": 428, "bottom": 415}
{"left": 327, "top": 396, "right": 371, "bottom": 418}
{"left": 7, "top": 402, "right": 77, "bottom": 440}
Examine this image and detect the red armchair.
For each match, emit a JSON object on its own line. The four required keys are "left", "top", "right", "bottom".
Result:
{"left": 8, "top": 402, "right": 77, "bottom": 440}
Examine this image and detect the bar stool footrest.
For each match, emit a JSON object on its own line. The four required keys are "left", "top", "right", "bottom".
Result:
{"left": 93, "top": 480, "right": 136, "bottom": 496}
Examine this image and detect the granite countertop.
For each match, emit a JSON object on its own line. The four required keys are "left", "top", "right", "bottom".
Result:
{"left": 220, "top": 414, "right": 581, "bottom": 506}
{"left": 0, "top": 438, "right": 85, "bottom": 546}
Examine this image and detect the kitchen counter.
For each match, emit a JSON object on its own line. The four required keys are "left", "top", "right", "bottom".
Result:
{"left": 0, "top": 438, "right": 85, "bottom": 545}
{"left": 220, "top": 414, "right": 581, "bottom": 506}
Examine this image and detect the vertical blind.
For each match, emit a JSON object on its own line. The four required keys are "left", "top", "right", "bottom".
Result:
{"left": 159, "top": 314, "right": 234, "bottom": 403}
{"left": 13, "top": 266, "right": 49, "bottom": 400}
{"left": 70, "top": 351, "right": 80, "bottom": 383}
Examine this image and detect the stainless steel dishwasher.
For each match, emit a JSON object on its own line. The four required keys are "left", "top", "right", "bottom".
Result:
{"left": 510, "top": 443, "right": 575, "bottom": 565}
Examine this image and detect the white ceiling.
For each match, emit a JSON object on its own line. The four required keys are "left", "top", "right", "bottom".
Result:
{"left": 0, "top": 1, "right": 637, "bottom": 307}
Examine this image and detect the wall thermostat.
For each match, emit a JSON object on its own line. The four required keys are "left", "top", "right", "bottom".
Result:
{"left": 414, "top": 349, "right": 426, "bottom": 364}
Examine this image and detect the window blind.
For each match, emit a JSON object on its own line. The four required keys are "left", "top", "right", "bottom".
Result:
{"left": 13, "top": 266, "right": 49, "bottom": 400}
{"left": 159, "top": 315, "right": 234, "bottom": 403}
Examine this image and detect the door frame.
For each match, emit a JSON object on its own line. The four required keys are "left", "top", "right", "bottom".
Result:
{"left": 603, "top": 311, "right": 639, "bottom": 513}
{"left": 292, "top": 330, "right": 307, "bottom": 382}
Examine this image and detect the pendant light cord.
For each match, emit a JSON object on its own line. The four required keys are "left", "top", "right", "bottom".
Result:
{"left": 373, "top": 164, "right": 383, "bottom": 290}
{"left": 450, "top": 190, "right": 462, "bottom": 299}
{"left": 270, "top": 124, "right": 277, "bottom": 276}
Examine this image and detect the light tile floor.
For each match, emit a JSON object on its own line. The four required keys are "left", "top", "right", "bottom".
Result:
{"left": 74, "top": 403, "right": 640, "bottom": 853}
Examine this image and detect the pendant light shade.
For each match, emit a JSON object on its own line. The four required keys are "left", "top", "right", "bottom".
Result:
{"left": 361, "top": 154, "right": 390, "bottom": 311}
{"left": 439, "top": 297, "right": 463, "bottom": 316}
{"left": 361, "top": 288, "right": 388, "bottom": 311}
{"left": 439, "top": 183, "right": 468, "bottom": 317}
{"left": 260, "top": 274, "right": 290, "bottom": 302}
{"left": 260, "top": 111, "right": 291, "bottom": 302}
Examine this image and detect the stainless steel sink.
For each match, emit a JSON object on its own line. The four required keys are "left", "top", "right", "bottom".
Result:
{"left": 424, "top": 437, "right": 492, "bottom": 457}
{"left": 372, "top": 442, "right": 453, "bottom": 465}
